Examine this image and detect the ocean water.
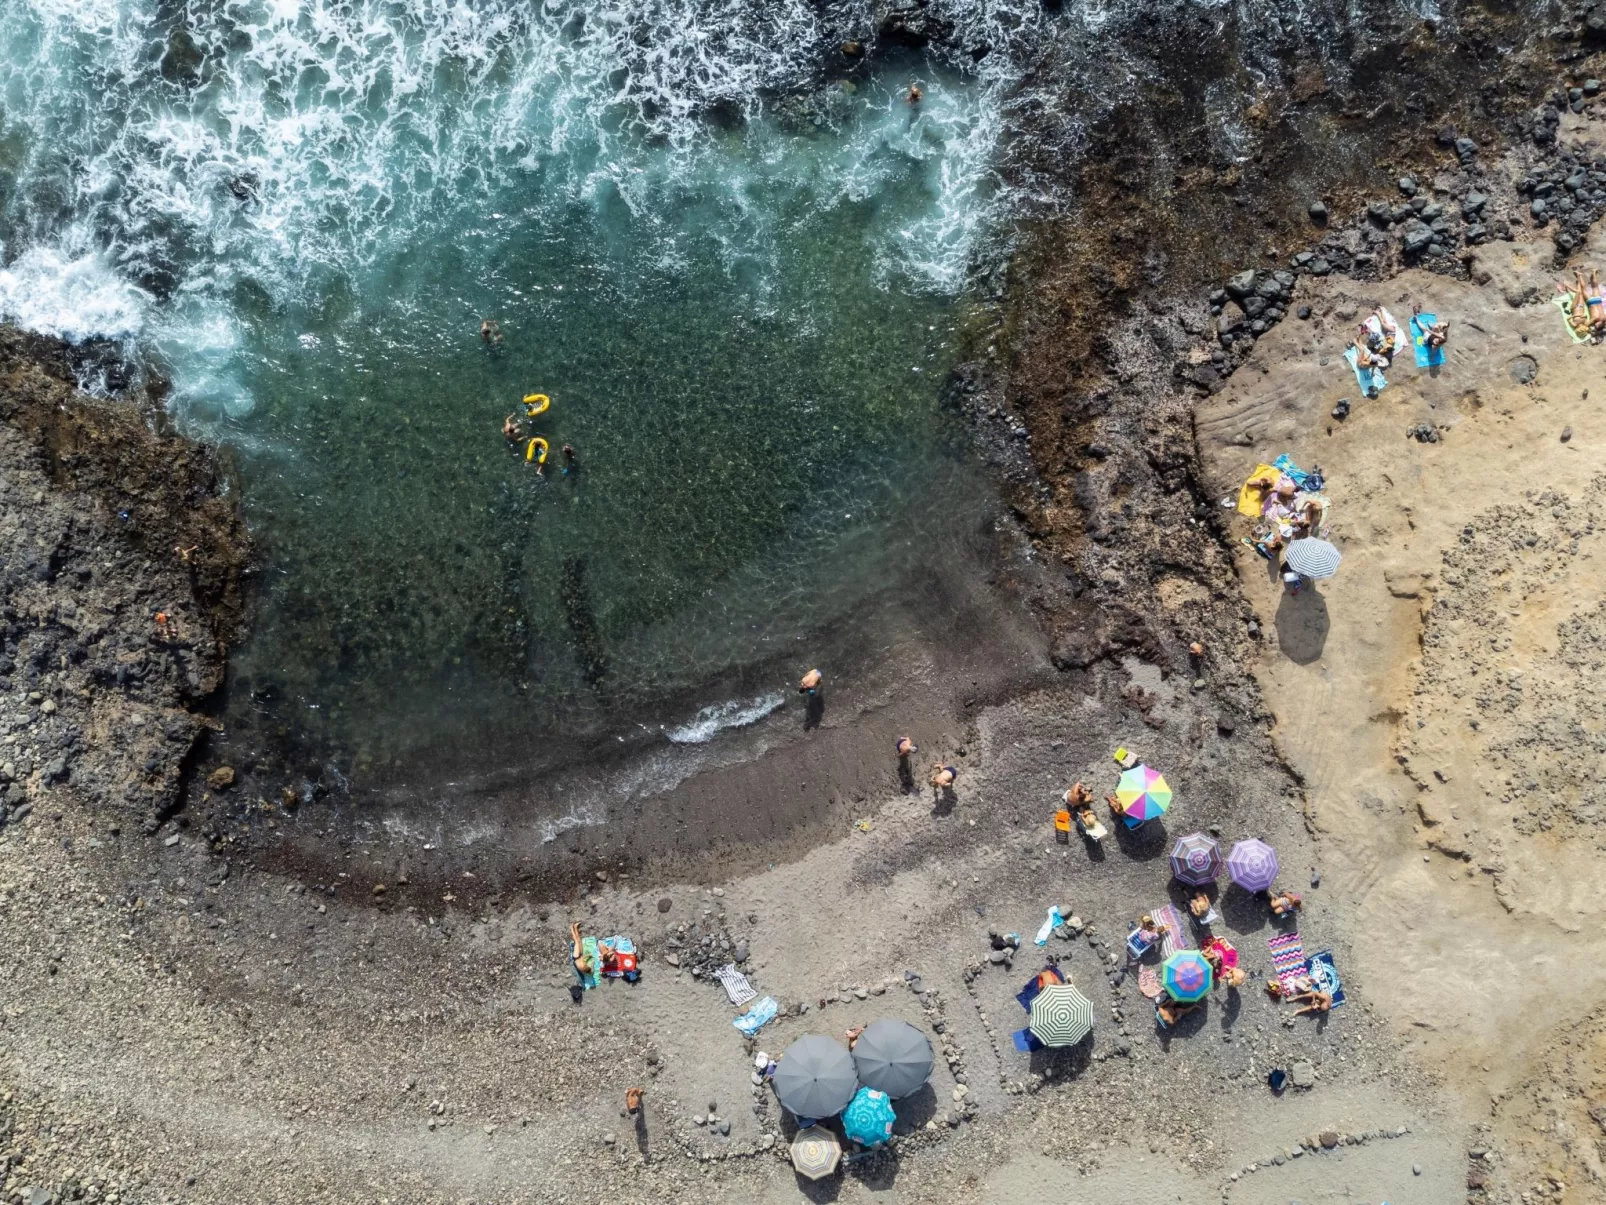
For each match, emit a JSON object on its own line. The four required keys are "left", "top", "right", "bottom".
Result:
{"left": 0, "top": 0, "right": 1043, "bottom": 773}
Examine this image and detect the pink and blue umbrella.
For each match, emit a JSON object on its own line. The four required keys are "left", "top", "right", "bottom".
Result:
{"left": 1162, "top": 950, "right": 1214, "bottom": 1002}
{"left": 1226, "top": 838, "right": 1279, "bottom": 891}
{"left": 1169, "top": 832, "right": 1222, "bottom": 884}
{"left": 1115, "top": 765, "right": 1172, "bottom": 827}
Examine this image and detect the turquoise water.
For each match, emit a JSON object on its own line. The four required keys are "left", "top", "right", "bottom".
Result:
{"left": 0, "top": 0, "right": 1035, "bottom": 770}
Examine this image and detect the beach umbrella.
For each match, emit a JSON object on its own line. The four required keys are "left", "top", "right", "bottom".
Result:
{"left": 841, "top": 1086, "right": 896, "bottom": 1148}
{"left": 789, "top": 1126, "right": 841, "bottom": 1179}
{"left": 852, "top": 1019, "right": 933, "bottom": 1100}
{"left": 1226, "top": 838, "right": 1279, "bottom": 892}
{"left": 1027, "top": 982, "right": 1095, "bottom": 1047}
{"left": 1169, "top": 831, "right": 1222, "bottom": 885}
{"left": 1284, "top": 537, "right": 1342, "bottom": 579}
{"left": 1114, "top": 764, "right": 1172, "bottom": 825}
{"left": 773, "top": 1035, "right": 859, "bottom": 1119}
{"left": 1162, "top": 950, "right": 1214, "bottom": 1002}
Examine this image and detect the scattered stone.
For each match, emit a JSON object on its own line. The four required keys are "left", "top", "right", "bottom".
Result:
{"left": 657, "top": 897, "right": 672, "bottom": 912}
{"left": 603, "top": 1131, "right": 616, "bottom": 1145}
{"left": 1320, "top": 1131, "right": 1340, "bottom": 1149}
{"left": 206, "top": 765, "right": 235, "bottom": 790}
{"left": 1291, "top": 1060, "right": 1316, "bottom": 1089}
{"left": 1296, "top": 305, "right": 1312, "bottom": 320}
{"left": 1398, "top": 176, "right": 1418, "bottom": 196}
{"left": 1414, "top": 1163, "right": 1423, "bottom": 1175}
{"left": 1307, "top": 201, "right": 1328, "bottom": 224}
{"left": 1561, "top": 426, "right": 1572, "bottom": 443}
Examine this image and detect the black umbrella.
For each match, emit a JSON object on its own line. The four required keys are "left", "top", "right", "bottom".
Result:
{"left": 851, "top": 1019, "right": 933, "bottom": 1099}
{"left": 773, "top": 1035, "right": 859, "bottom": 1118}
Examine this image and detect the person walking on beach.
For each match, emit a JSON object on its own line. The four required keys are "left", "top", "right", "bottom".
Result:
{"left": 799, "top": 668, "right": 822, "bottom": 695}
{"left": 929, "top": 762, "right": 957, "bottom": 794}
{"left": 896, "top": 736, "right": 916, "bottom": 760}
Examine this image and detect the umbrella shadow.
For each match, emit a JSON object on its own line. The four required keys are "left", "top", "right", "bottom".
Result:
{"left": 1275, "top": 586, "right": 1330, "bottom": 665}
{"left": 891, "top": 1083, "right": 937, "bottom": 1132}
{"left": 797, "top": 1171, "right": 845, "bottom": 1201}
{"left": 1032, "top": 1035, "right": 1094, "bottom": 1082}
{"left": 1154, "top": 1000, "right": 1210, "bottom": 1051}
{"left": 848, "top": 1148, "right": 901, "bottom": 1191}
{"left": 1112, "top": 817, "right": 1169, "bottom": 861}
{"left": 1220, "top": 886, "right": 1270, "bottom": 936}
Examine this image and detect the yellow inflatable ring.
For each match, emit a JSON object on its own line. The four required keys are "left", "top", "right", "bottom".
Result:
{"left": 523, "top": 392, "right": 550, "bottom": 417}
{"left": 526, "top": 436, "right": 549, "bottom": 465}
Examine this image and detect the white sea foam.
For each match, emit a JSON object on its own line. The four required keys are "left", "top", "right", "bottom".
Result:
{"left": 0, "top": 244, "right": 147, "bottom": 344}
{"left": 665, "top": 691, "right": 785, "bottom": 744}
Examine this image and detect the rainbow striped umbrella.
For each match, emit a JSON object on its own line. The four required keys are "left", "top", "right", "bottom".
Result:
{"left": 1115, "top": 765, "right": 1173, "bottom": 826}
{"left": 1169, "top": 832, "right": 1222, "bottom": 884}
{"left": 1226, "top": 838, "right": 1279, "bottom": 891}
{"left": 1162, "top": 950, "right": 1214, "bottom": 1002}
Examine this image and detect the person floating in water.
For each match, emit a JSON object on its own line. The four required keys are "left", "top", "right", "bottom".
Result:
{"left": 561, "top": 443, "right": 577, "bottom": 475}
{"left": 502, "top": 414, "right": 524, "bottom": 443}
{"left": 527, "top": 435, "right": 549, "bottom": 476}
{"left": 480, "top": 319, "right": 503, "bottom": 346}
{"left": 906, "top": 83, "right": 923, "bottom": 105}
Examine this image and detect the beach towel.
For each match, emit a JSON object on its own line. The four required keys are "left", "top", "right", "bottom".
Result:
{"left": 1202, "top": 936, "right": 1239, "bottom": 970}
{"left": 1136, "top": 965, "right": 1163, "bottom": 1000}
{"left": 1267, "top": 932, "right": 1306, "bottom": 991}
{"left": 1236, "top": 464, "right": 1281, "bottom": 517}
{"left": 1150, "top": 904, "right": 1195, "bottom": 957}
{"left": 713, "top": 963, "right": 757, "bottom": 1007}
{"left": 1553, "top": 294, "right": 1592, "bottom": 344}
{"left": 1305, "top": 951, "right": 1346, "bottom": 1008}
{"left": 1015, "top": 966, "right": 1064, "bottom": 1012}
{"left": 601, "top": 935, "right": 639, "bottom": 980}
{"left": 1011, "top": 1027, "right": 1046, "bottom": 1053}
{"left": 1344, "top": 344, "right": 1387, "bottom": 396}
{"left": 1271, "top": 455, "right": 1316, "bottom": 491}
{"left": 1410, "top": 314, "right": 1447, "bottom": 367}
{"left": 1363, "top": 306, "right": 1403, "bottom": 355}
{"left": 733, "top": 995, "right": 779, "bottom": 1036}
{"left": 575, "top": 936, "right": 601, "bottom": 990}
{"left": 1034, "top": 906, "right": 1065, "bottom": 947}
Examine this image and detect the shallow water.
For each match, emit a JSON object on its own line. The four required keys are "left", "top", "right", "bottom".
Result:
{"left": 0, "top": 0, "right": 1041, "bottom": 772}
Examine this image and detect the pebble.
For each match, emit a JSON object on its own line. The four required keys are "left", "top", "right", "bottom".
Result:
{"left": 657, "top": 897, "right": 672, "bottom": 912}
{"left": 602, "top": 1132, "right": 616, "bottom": 1145}
{"left": 1414, "top": 1163, "right": 1423, "bottom": 1175}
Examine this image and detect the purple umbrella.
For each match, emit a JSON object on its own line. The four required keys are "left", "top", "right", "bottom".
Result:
{"left": 1169, "top": 832, "right": 1222, "bottom": 885}
{"left": 1226, "top": 838, "right": 1279, "bottom": 891}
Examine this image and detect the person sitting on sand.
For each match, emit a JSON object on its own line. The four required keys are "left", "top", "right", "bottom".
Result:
{"left": 1289, "top": 987, "right": 1333, "bottom": 1015}
{"left": 1128, "top": 914, "right": 1168, "bottom": 958}
{"left": 1351, "top": 336, "right": 1388, "bottom": 374}
{"left": 1557, "top": 272, "right": 1601, "bottom": 337}
{"left": 799, "top": 668, "right": 822, "bottom": 696}
{"left": 1269, "top": 889, "right": 1303, "bottom": 917}
{"left": 480, "top": 318, "right": 503, "bottom": 346}
{"left": 1221, "top": 966, "right": 1248, "bottom": 989}
{"left": 929, "top": 763, "right": 958, "bottom": 793}
{"left": 1412, "top": 302, "right": 1450, "bottom": 350}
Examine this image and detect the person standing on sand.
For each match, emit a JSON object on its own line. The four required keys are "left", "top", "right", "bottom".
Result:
{"left": 799, "top": 668, "right": 822, "bottom": 695}
{"left": 929, "top": 762, "right": 957, "bottom": 794}
{"left": 896, "top": 736, "right": 916, "bottom": 760}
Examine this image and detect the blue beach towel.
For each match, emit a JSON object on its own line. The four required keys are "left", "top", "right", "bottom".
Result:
{"left": 1271, "top": 454, "right": 1311, "bottom": 489}
{"left": 1305, "top": 951, "right": 1346, "bottom": 1008}
{"left": 733, "top": 995, "right": 779, "bottom": 1036}
{"left": 1410, "top": 315, "right": 1446, "bottom": 367}
{"left": 1011, "top": 1027, "right": 1046, "bottom": 1053}
{"left": 1343, "top": 344, "right": 1387, "bottom": 396}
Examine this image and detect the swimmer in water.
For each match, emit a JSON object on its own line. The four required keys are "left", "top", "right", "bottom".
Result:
{"left": 907, "top": 83, "right": 923, "bottom": 105}
{"left": 503, "top": 414, "right": 524, "bottom": 443}
{"left": 480, "top": 319, "right": 503, "bottom": 346}
{"left": 561, "top": 443, "right": 577, "bottom": 475}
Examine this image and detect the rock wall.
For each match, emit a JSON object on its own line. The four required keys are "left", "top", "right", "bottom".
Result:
{"left": 0, "top": 327, "right": 251, "bottom": 835}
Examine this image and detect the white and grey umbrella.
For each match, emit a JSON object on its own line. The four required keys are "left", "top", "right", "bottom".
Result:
{"left": 1284, "top": 537, "right": 1342, "bottom": 579}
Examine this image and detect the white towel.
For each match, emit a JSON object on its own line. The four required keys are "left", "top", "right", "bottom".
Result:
{"left": 1034, "top": 906, "right": 1065, "bottom": 946}
{"left": 713, "top": 963, "right": 757, "bottom": 1007}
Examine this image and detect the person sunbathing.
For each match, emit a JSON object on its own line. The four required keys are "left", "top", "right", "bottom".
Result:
{"left": 1289, "top": 988, "right": 1333, "bottom": 1015}
{"left": 569, "top": 922, "right": 593, "bottom": 978}
{"left": 1411, "top": 302, "right": 1449, "bottom": 349}
{"left": 1351, "top": 337, "right": 1388, "bottom": 371}
{"left": 1155, "top": 998, "right": 1200, "bottom": 1027}
{"left": 1187, "top": 890, "right": 1217, "bottom": 922}
{"left": 1222, "top": 966, "right": 1248, "bottom": 989}
{"left": 1585, "top": 269, "right": 1606, "bottom": 333}
{"left": 1557, "top": 272, "right": 1599, "bottom": 337}
{"left": 1368, "top": 305, "right": 1403, "bottom": 355}
{"left": 1269, "top": 889, "right": 1303, "bottom": 917}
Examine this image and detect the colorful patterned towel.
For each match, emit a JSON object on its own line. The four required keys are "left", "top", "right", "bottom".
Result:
{"left": 713, "top": 963, "right": 757, "bottom": 1007}
{"left": 1267, "top": 932, "right": 1306, "bottom": 990}
{"left": 1305, "top": 951, "right": 1346, "bottom": 1008}
{"left": 1137, "top": 965, "right": 1163, "bottom": 1000}
{"left": 1151, "top": 904, "right": 1195, "bottom": 957}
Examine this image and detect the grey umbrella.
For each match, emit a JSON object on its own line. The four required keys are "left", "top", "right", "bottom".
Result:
{"left": 851, "top": 1019, "right": 933, "bottom": 1099}
{"left": 1284, "top": 537, "right": 1342, "bottom": 579}
{"left": 773, "top": 1035, "right": 859, "bottom": 1118}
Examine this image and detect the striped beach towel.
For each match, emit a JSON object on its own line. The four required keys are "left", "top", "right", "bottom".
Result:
{"left": 713, "top": 963, "right": 757, "bottom": 1007}
{"left": 1151, "top": 904, "right": 1195, "bottom": 957}
{"left": 1267, "top": 932, "right": 1306, "bottom": 990}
